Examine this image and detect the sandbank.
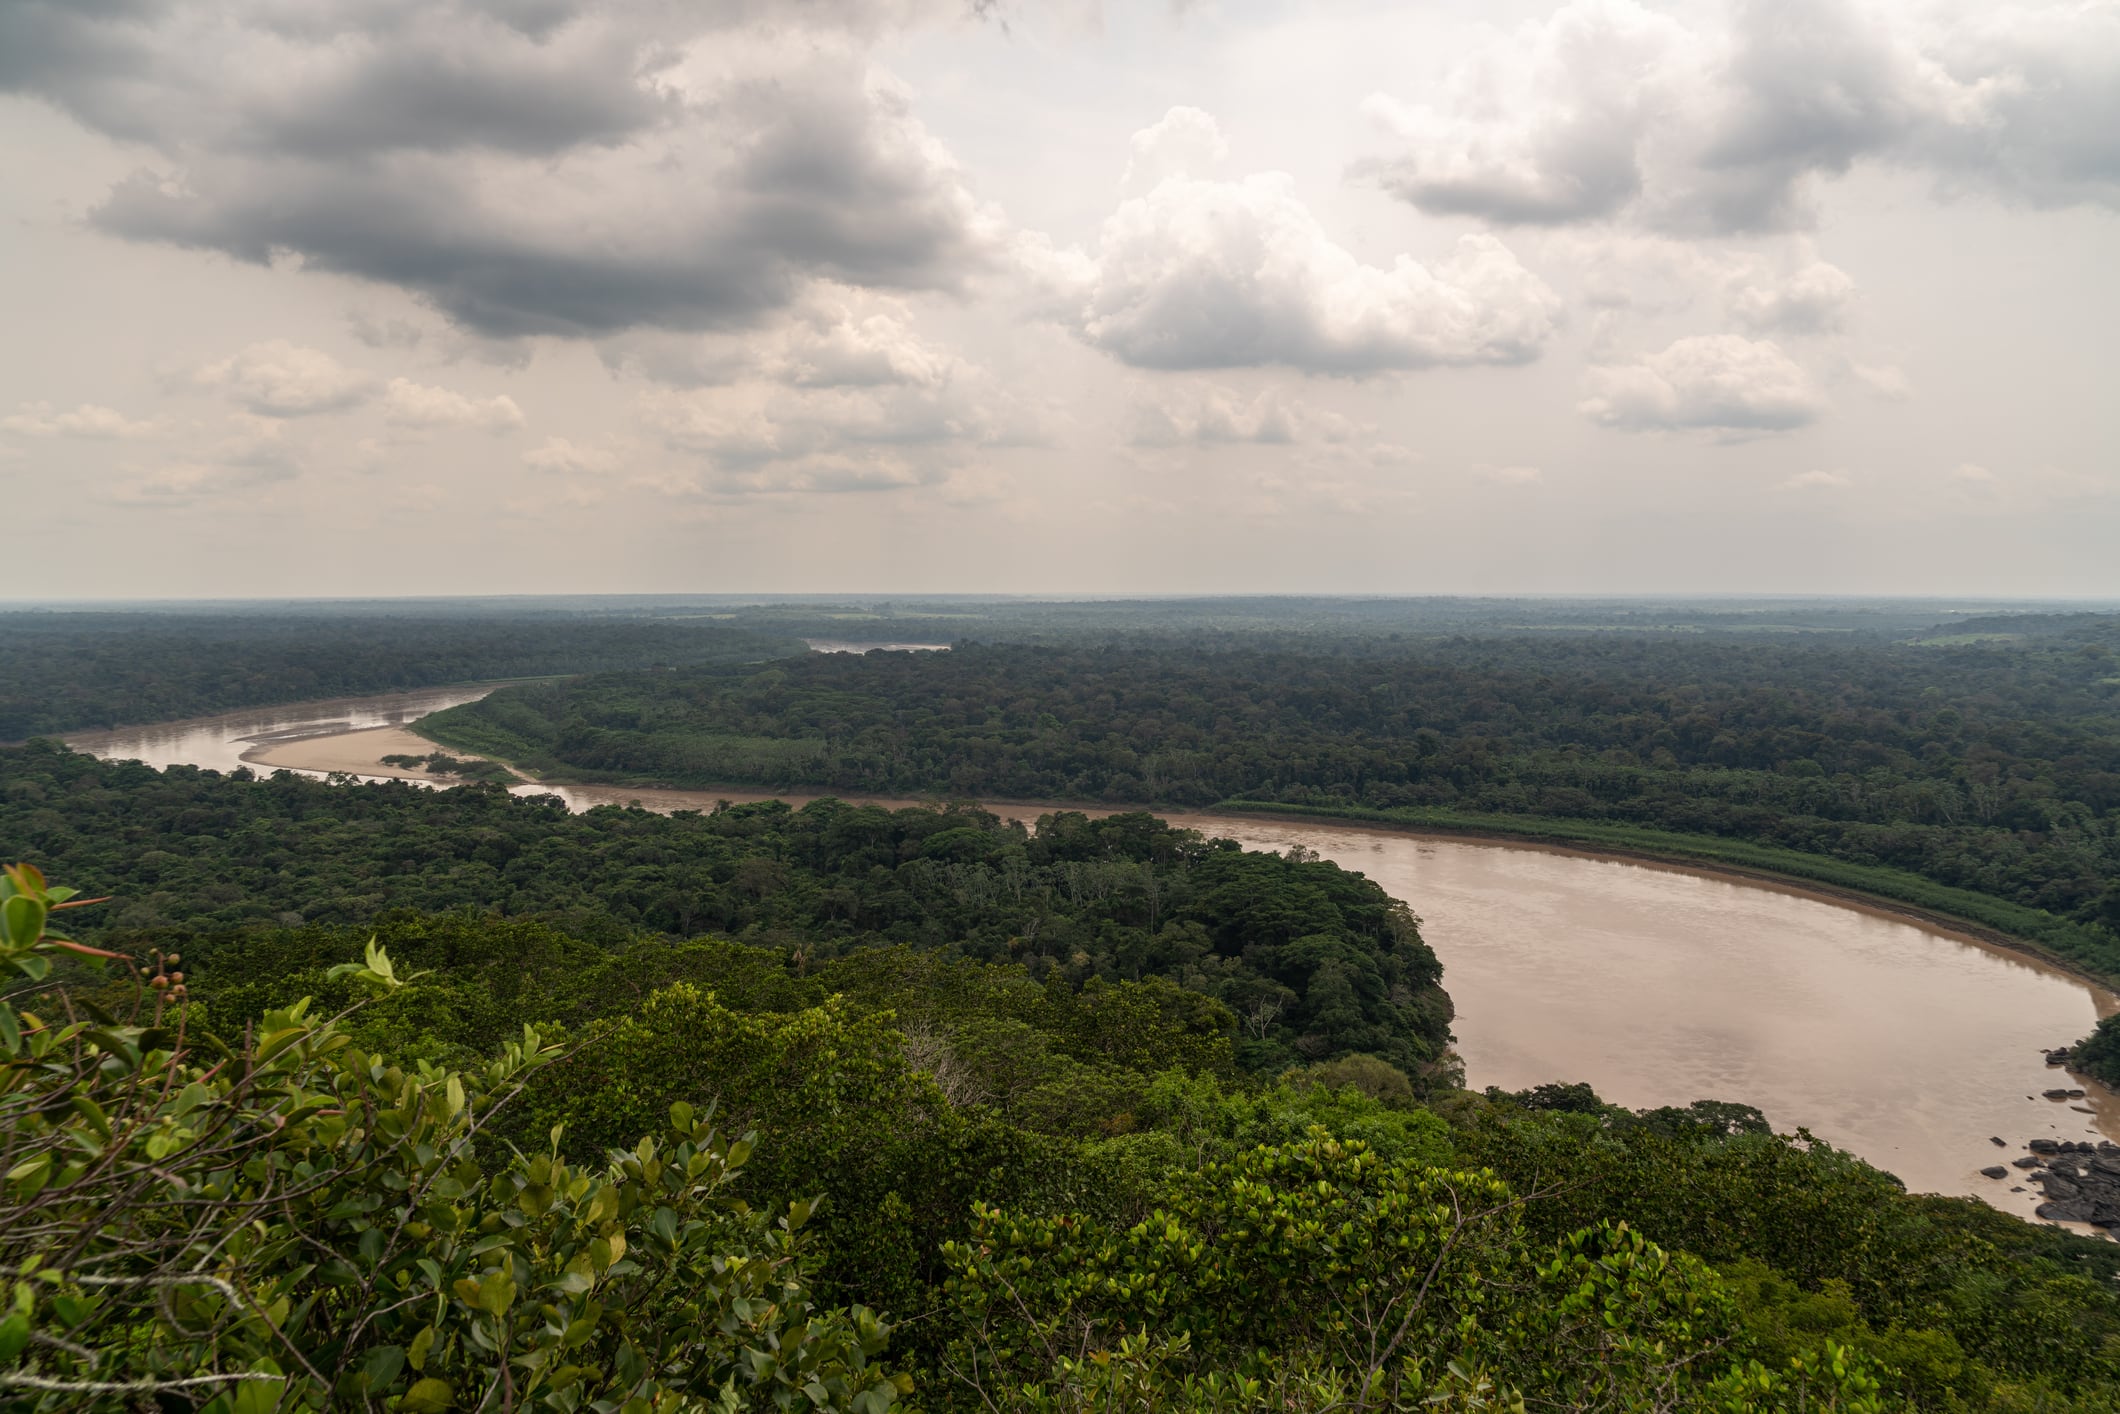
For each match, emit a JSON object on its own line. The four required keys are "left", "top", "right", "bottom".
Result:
{"left": 240, "top": 725, "right": 508, "bottom": 783}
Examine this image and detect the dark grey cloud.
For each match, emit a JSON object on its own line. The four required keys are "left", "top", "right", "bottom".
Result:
{"left": 241, "top": 27, "right": 677, "bottom": 158}
{"left": 4, "top": 0, "right": 994, "bottom": 338}
{"left": 95, "top": 158, "right": 796, "bottom": 338}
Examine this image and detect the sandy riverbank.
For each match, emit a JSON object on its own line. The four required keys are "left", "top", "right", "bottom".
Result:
{"left": 240, "top": 725, "right": 503, "bottom": 783}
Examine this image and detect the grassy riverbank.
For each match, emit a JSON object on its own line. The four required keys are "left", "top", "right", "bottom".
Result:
{"left": 1214, "top": 799, "right": 2120, "bottom": 984}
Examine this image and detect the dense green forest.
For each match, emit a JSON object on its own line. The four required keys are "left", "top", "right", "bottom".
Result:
{"left": 418, "top": 624, "right": 2120, "bottom": 967}
{"left": 10, "top": 594, "right": 2110, "bottom": 743}
{"left": 16, "top": 824, "right": 2120, "bottom": 1407}
{"left": 0, "top": 742, "right": 1451, "bottom": 1080}
{"left": 616, "top": 593, "right": 2120, "bottom": 647}
{"left": 0, "top": 611, "right": 799, "bottom": 737}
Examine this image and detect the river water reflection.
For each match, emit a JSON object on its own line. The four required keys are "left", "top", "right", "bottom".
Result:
{"left": 65, "top": 687, "right": 2120, "bottom": 1219}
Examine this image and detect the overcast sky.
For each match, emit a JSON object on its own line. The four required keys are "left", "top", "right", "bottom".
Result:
{"left": 3, "top": 0, "right": 2116, "bottom": 598}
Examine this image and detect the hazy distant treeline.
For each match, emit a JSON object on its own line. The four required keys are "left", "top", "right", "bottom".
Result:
{"left": 0, "top": 611, "right": 800, "bottom": 737}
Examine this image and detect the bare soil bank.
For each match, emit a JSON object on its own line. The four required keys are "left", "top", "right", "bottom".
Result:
{"left": 243, "top": 725, "right": 487, "bottom": 784}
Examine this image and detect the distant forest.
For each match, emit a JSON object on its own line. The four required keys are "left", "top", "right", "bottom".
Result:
{"left": 421, "top": 617, "right": 2120, "bottom": 974}
{"left": 0, "top": 611, "right": 800, "bottom": 737}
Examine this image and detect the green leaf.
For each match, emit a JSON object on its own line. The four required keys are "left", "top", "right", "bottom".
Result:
{"left": 0, "top": 894, "right": 45, "bottom": 947}
{"left": 0, "top": 1312, "right": 30, "bottom": 1363}
{"left": 228, "top": 1368, "right": 286, "bottom": 1414}
{"left": 7, "top": 1152, "right": 53, "bottom": 1201}
{"left": 401, "top": 1376, "right": 454, "bottom": 1412}
{"left": 363, "top": 1344, "right": 406, "bottom": 1391}
{"left": 69, "top": 1094, "right": 112, "bottom": 1140}
{"left": 476, "top": 1270, "right": 516, "bottom": 1317}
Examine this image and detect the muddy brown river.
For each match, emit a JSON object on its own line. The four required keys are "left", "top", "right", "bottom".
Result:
{"left": 65, "top": 686, "right": 2120, "bottom": 1220}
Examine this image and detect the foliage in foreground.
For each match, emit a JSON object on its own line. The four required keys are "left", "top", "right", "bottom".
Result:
{"left": 0, "top": 895, "right": 1882, "bottom": 1413}
{"left": 18, "top": 862, "right": 2120, "bottom": 1409}
{"left": 943, "top": 1132, "right": 1889, "bottom": 1411}
{"left": 0, "top": 866, "right": 902, "bottom": 1412}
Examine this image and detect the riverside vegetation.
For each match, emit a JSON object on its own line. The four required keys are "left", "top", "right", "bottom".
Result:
{"left": 13, "top": 755, "right": 2120, "bottom": 1407}
{"left": 416, "top": 624, "right": 2120, "bottom": 985}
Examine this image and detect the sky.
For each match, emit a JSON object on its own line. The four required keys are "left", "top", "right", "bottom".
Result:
{"left": 2, "top": 0, "right": 2116, "bottom": 598}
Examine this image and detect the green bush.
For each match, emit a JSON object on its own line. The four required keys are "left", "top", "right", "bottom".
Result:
{"left": 0, "top": 866, "right": 906, "bottom": 1412}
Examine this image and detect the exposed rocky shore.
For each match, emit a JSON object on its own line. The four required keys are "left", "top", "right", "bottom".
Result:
{"left": 1991, "top": 1138, "right": 2120, "bottom": 1228}
{"left": 1986, "top": 1045, "right": 2120, "bottom": 1229}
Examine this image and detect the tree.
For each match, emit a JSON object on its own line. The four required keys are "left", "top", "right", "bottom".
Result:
{"left": 0, "top": 863, "right": 907, "bottom": 1412}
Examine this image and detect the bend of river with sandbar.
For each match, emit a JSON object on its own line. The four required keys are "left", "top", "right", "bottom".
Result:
{"left": 64, "top": 683, "right": 2120, "bottom": 1227}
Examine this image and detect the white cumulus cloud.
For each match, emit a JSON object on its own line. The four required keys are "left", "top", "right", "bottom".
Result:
{"left": 1725, "top": 259, "right": 1859, "bottom": 336}
{"left": 194, "top": 341, "right": 376, "bottom": 417}
{"left": 1, "top": 402, "right": 160, "bottom": 438}
{"left": 632, "top": 317, "right": 1041, "bottom": 496}
{"left": 380, "top": 378, "right": 525, "bottom": 432}
{"left": 1364, "top": 0, "right": 2120, "bottom": 235}
{"left": 1579, "top": 334, "right": 1827, "bottom": 433}
{"left": 1121, "top": 105, "right": 1229, "bottom": 192}
{"left": 524, "top": 437, "right": 622, "bottom": 476}
{"left": 1042, "top": 132, "right": 1561, "bottom": 374}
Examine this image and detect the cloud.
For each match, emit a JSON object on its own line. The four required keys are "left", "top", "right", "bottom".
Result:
{"left": 8, "top": 3, "right": 997, "bottom": 340}
{"left": 1039, "top": 117, "right": 1562, "bottom": 374}
{"left": 771, "top": 300, "right": 961, "bottom": 389}
{"left": 1362, "top": 0, "right": 2120, "bottom": 235}
{"left": 1482, "top": 465, "right": 1544, "bottom": 485}
{"left": 111, "top": 415, "right": 301, "bottom": 505}
{"left": 347, "top": 312, "right": 428, "bottom": 351}
{"left": 1936, "top": 460, "right": 2115, "bottom": 509}
{"left": 1848, "top": 361, "right": 1914, "bottom": 400}
{"left": 379, "top": 378, "right": 525, "bottom": 432}
{"left": 524, "top": 437, "right": 622, "bottom": 476}
{"left": 1780, "top": 468, "right": 1851, "bottom": 490}
{"left": 1240, "top": 468, "right": 1418, "bottom": 519}
{"left": 195, "top": 341, "right": 376, "bottom": 417}
{"left": 1724, "top": 259, "right": 1857, "bottom": 335}
{"left": 1, "top": 402, "right": 159, "bottom": 438}
{"left": 630, "top": 312, "right": 1040, "bottom": 495}
{"left": 1579, "top": 333, "right": 1826, "bottom": 433}
{"left": 1362, "top": 0, "right": 1683, "bottom": 225}
{"left": 598, "top": 291, "right": 971, "bottom": 393}
{"left": 1126, "top": 381, "right": 1357, "bottom": 447}
{"left": 1122, "top": 105, "right": 1228, "bottom": 191}
{"left": 113, "top": 459, "right": 296, "bottom": 505}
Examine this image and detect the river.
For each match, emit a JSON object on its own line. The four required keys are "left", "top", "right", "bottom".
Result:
{"left": 63, "top": 685, "right": 2120, "bottom": 1220}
